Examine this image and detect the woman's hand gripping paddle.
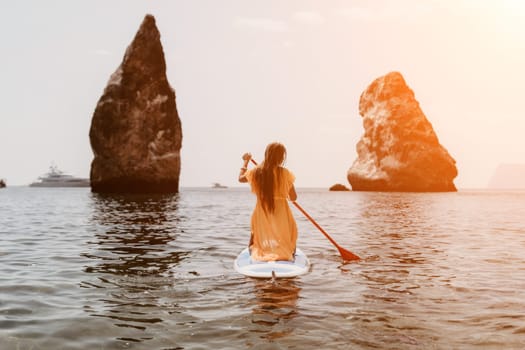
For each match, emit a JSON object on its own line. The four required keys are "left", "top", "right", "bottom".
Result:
{"left": 249, "top": 158, "right": 360, "bottom": 262}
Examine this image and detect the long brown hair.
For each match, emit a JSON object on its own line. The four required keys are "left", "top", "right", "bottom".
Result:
{"left": 253, "top": 142, "right": 287, "bottom": 213}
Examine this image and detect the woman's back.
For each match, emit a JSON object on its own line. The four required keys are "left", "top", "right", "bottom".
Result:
{"left": 245, "top": 165, "right": 297, "bottom": 261}
{"left": 238, "top": 143, "right": 298, "bottom": 261}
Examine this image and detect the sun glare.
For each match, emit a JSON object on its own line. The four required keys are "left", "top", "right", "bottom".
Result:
{"left": 481, "top": 0, "right": 525, "bottom": 40}
{"left": 502, "top": 0, "right": 525, "bottom": 12}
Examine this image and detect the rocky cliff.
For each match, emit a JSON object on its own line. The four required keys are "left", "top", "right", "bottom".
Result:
{"left": 89, "top": 14, "right": 182, "bottom": 193}
{"left": 348, "top": 72, "right": 457, "bottom": 192}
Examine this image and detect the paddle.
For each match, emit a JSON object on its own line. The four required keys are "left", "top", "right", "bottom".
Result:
{"left": 248, "top": 158, "right": 360, "bottom": 262}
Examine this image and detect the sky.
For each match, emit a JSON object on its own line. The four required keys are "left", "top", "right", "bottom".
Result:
{"left": 1, "top": 0, "right": 524, "bottom": 188}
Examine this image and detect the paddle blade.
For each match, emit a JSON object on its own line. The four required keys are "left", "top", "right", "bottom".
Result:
{"left": 338, "top": 246, "right": 360, "bottom": 262}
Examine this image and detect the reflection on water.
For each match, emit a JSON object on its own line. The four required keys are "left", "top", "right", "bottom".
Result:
{"left": 81, "top": 193, "right": 184, "bottom": 341}
{"left": 2, "top": 188, "right": 525, "bottom": 349}
{"left": 249, "top": 279, "right": 301, "bottom": 341}
{"left": 355, "top": 192, "right": 446, "bottom": 264}
{"left": 84, "top": 193, "right": 183, "bottom": 276}
{"left": 353, "top": 193, "right": 434, "bottom": 301}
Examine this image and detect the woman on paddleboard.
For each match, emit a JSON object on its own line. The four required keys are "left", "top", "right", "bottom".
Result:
{"left": 238, "top": 142, "right": 298, "bottom": 262}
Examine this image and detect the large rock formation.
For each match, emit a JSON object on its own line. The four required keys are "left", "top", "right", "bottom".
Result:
{"left": 348, "top": 72, "right": 457, "bottom": 192}
{"left": 89, "top": 14, "right": 182, "bottom": 193}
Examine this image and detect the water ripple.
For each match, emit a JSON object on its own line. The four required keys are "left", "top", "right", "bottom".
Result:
{"left": 2, "top": 188, "right": 525, "bottom": 349}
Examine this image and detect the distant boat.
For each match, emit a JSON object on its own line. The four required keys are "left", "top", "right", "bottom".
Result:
{"left": 30, "top": 165, "right": 90, "bottom": 187}
{"left": 0, "top": 179, "right": 5, "bottom": 188}
{"left": 212, "top": 182, "right": 227, "bottom": 189}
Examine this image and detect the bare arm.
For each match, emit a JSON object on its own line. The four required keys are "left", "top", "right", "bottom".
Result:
{"left": 238, "top": 173, "right": 248, "bottom": 183}
{"left": 288, "top": 184, "right": 297, "bottom": 201}
{"left": 238, "top": 153, "right": 251, "bottom": 183}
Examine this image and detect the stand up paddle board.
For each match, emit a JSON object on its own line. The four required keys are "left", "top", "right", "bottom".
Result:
{"left": 234, "top": 247, "right": 310, "bottom": 278}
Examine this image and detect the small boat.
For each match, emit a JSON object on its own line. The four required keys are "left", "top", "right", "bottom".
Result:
{"left": 212, "top": 182, "right": 227, "bottom": 189}
{"left": 0, "top": 179, "right": 5, "bottom": 188}
{"left": 30, "top": 165, "right": 90, "bottom": 187}
{"left": 234, "top": 247, "right": 310, "bottom": 278}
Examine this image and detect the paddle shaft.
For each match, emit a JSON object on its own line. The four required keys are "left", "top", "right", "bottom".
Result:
{"left": 248, "top": 158, "right": 360, "bottom": 261}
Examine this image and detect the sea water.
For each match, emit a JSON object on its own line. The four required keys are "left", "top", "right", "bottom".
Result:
{"left": 1, "top": 187, "right": 525, "bottom": 349}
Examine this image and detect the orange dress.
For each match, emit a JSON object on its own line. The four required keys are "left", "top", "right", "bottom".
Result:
{"left": 245, "top": 167, "right": 298, "bottom": 261}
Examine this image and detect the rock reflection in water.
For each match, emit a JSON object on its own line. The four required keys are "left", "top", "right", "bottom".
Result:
{"left": 353, "top": 193, "right": 445, "bottom": 292}
{"left": 248, "top": 279, "right": 301, "bottom": 342}
{"left": 81, "top": 193, "right": 185, "bottom": 342}
{"left": 355, "top": 192, "right": 446, "bottom": 265}
{"left": 342, "top": 192, "right": 453, "bottom": 347}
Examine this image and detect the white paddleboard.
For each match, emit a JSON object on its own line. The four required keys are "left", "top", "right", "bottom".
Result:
{"left": 234, "top": 247, "right": 310, "bottom": 278}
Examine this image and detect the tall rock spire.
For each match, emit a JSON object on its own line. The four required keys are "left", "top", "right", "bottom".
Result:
{"left": 348, "top": 72, "right": 457, "bottom": 192}
{"left": 89, "top": 14, "right": 182, "bottom": 193}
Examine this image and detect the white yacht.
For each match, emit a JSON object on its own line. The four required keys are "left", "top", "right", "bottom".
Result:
{"left": 30, "top": 165, "right": 90, "bottom": 187}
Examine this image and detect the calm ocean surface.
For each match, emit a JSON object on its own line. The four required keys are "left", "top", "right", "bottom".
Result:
{"left": 1, "top": 187, "right": 525, "bottom": 349}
